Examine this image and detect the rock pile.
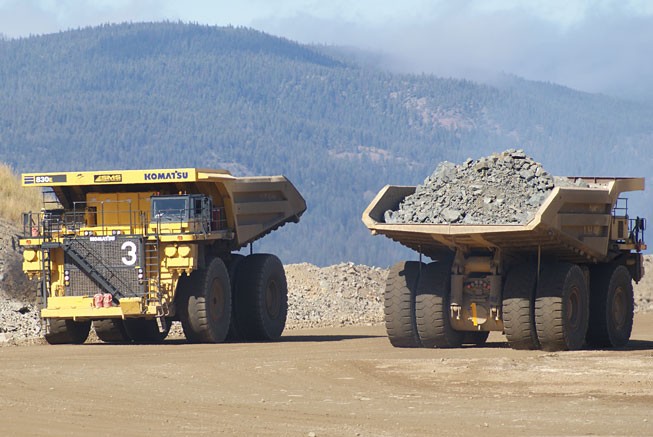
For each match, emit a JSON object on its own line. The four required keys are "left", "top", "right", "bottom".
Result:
{"left": 284, "top": 262, "right": 386, "bottom": 329}
{"left": 385, "top": 149, "right": 556, "bottom": 225}
{"left": 0, "top": 219, "right": 41, "bottom": 344}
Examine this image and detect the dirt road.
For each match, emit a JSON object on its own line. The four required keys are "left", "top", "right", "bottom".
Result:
{"left": 1, "top": 315, "right": 653, "bottom": 437}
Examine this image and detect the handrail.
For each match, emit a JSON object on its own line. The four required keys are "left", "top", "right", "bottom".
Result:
{"left": 22, "top": 206, "right": 228, "bottom": 238}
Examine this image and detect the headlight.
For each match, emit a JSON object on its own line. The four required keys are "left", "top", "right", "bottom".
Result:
{"left": 164, "top": 246, "right": 178, "bottom": 257}
{"left": 178, "top": 245, "right": 191, "bottom": 258}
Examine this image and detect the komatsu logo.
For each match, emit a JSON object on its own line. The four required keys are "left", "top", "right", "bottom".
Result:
{"left": 144, "top": 171, "right": 189, "bottom": 181}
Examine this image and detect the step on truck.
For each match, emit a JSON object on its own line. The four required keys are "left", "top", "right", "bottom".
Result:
{"left": 363, "top": 177, "right": 646, "bottom": 351}
{"left": 20, "top": 168, "right": 306, "bottom": 344}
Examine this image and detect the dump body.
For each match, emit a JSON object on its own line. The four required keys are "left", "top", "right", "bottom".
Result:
{"left": 364, "top": 176, "right": 646, "bottom": 351}
{"left": 19, "top": 168, "right": 305, "bottom": 344}
{"left": 363, "top": 177, "right": 645, "bottom": 265}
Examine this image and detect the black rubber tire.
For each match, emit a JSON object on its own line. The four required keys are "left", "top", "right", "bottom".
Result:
{"left": 93, "top": 319, "right": 130, "bottom": 343}
{"left": 234, "top": 254, "right": 288, "bottom": 341}
{"left": 535, "top": 263, "right": 589, "bottom": 351}
{"left": 384, "top": 261, "right": 424, "bottom": 348}
{"left": 123, "top": 318, "right": 171, "bottom": 343}
{"left": 44, "top": 319, "right": 91, "bottom": 345}
{"left": 586, "top": 264, "right": 634, "bottom": 348}
{"left": 415, "top": 261, "right": 463, "bottom": 348}
{"left": 502, "top": 262, "right": 540, "bottom": 350}
{"left": 180, "top": 257, "right": 232, "bottom": 343}
{"left": 173, "top": 273, "right": 192, "bottom": 321}
{"left": 225, "top": 254, "right": 246, "bottom": 342}
{"left": 462, "top": 331, "right": 490, "bottom": 346}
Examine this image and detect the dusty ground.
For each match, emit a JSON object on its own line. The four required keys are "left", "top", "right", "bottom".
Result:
{"left": 1, "top": 314, "right": 652, "bottom": 437}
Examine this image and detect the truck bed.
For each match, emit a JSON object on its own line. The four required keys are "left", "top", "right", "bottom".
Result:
{"left": 362, "top": 177, "right": 644, "bottom": 263}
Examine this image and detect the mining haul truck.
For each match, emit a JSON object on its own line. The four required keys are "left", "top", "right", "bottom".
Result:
{"left": 19, "top": 168, "right": 306, "bottom": 345}
{"left": 363, "top": 177, "right": 646, "bottom": 351}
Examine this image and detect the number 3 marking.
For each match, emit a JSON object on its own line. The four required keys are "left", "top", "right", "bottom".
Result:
{"left": 121, "top": 241, "right": 137, "bottom": 266}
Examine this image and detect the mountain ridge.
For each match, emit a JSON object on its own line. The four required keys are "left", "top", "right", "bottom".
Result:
{"left": 1, "top": 22, "right": 651, "bottom": 266}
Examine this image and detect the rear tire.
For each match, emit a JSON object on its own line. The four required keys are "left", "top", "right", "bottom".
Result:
{"left": 586, "top": 264, "right": 633, "bottom": 348}
{"left": 180, "top": 257, "right": 232, "bottom": 343}
{"left": 502, "top": 262, "right": 540, "bottom": 350}
{"left": 225, "top": 254, "right": 246, "bottom": 342}
{"left": 234, "top": 254, "right": 288, "bottom": 341}
{"left": 535, "top": 263, "right": 589, "bottom": 351}
{"left": 44, "top": 319, "right": 91, "bottom": 345}
{"left": 415, "top": 261, "right": 463, "bottom": 348}
{"left": 93, "top": 319, "right": 130, "bottom": 343}
{"left": 385, "top": 261, "right": 424, "bottom": 348}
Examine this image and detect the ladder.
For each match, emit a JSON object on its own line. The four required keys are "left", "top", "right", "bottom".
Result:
{"left": 144, "top": 238, "right": 161, "bottom": 307}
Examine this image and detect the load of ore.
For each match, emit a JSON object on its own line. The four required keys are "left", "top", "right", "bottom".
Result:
{"left": 384, "top": 149, "right": 558, "bottom": 225}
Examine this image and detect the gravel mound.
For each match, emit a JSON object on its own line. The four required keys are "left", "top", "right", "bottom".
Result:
{"left": 0, "top": 219, "right": 41, "bottom": 345}
{"left": 385, "top": 149, "right": 557, "bottom": 225}
{"left": 284, "top": 262, "right": 386, "bottom": 329}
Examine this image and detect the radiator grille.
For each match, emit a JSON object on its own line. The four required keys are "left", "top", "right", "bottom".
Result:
{"left": 64, "top": 236, "right": 146, "bottom": 298}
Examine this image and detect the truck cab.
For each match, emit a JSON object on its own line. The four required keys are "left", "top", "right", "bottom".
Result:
{"left": 150, "top": 194, "right": 219, "bottom": 234}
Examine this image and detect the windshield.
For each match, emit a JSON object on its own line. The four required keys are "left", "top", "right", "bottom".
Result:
{"left": 152, "top": 197, "right": 189, "bottom": 222}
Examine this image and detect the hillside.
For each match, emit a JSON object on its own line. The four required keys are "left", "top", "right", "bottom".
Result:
{"left": 1, "top": 22, "right": 651, "bottom": 266}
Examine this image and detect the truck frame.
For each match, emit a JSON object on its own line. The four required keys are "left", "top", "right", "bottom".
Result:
{"left": 363, "top": 177, "right": 646, "bottom": 351}
{"left": 20, "top": 168, "right": 306, "bottom": 344}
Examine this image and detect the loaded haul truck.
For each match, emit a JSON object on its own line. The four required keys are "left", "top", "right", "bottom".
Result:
{"left": 20, "top": 168, "right": 306, "bottom": 344}
{"left": 363, "top": 177, "right": 646, "bottom": 351}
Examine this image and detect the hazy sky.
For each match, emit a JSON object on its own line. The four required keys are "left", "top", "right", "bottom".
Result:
{"left": 1, "top": 0, "right": 652, "bottom": 100}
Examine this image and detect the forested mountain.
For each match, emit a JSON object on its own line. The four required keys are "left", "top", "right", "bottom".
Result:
{"left": 1, "top": 22, "right": 651, "bottom": 266}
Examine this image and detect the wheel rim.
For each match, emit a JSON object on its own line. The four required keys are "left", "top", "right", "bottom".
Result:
{"left": 210, "top": 278, "right": 225, "bottom": 322}
{"left": 265, "top": 279, "right": 280, "bottom": 319}
{"left": 611, "top": 286, "right": 627, "bottom": 330}
{"left": 567, "top": 286, "right": 580, "bottom": 329}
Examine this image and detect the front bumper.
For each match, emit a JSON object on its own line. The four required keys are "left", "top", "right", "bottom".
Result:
{"left": 41, "top": 296, "right": 159, "bottom": 320}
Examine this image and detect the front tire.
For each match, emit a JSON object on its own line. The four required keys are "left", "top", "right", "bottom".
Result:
{"left": 123, "top": 318, "right": 171, "bottom": 343}
{"left": 535, "top": 263, "right": 589, "bottom": 351}
{"left": 586, "top": 264, "right": 634, "bottom": 348}
{"left": 180, "top": 257, "right": 232, "bottom": 343}
{"left": 93, "top": 319, "right": 130, "bottom": 343}
{"left": 44, "top": 319, "right": 91, "bottom": 345}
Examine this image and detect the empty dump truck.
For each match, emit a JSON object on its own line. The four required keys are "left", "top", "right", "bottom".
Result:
{"left": 363, "top": 177, "right": 646, "bottom": 351}
{"left": 20, "top": 168, "right": 306, "bottom": 344}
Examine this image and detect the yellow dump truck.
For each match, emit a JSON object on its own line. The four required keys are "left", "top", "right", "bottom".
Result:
{"left": 363, "top": 177, "right": 646, "bottom": 351}
{"left": 20, "top": 168, "right": 306, "bottom": 344}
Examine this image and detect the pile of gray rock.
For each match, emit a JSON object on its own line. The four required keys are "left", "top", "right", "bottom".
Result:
{"left": 284, "top": 262, "right": 386, "bottom": 329}
{"left": 0, "top": 296, "right": 40, "bottom": 343}
{"left": 0, "top": 220, "right": 42, "bottom": 344}
{"left": 385, "top": 149, "right": 556, "bottom": 225}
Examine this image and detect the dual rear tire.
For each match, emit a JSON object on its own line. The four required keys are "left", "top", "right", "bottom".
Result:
{"left": 586, "top": 264, "right": 633, "bottom": 348}
{"left": 385, "top": 261, "right": 482, "bottom": 349}
{"left": 178, "top": 253, "right": 288, "bottom": 343}
{"left": 385, "top": 259, "right": 634, "bottom": 351}
{"left": 535, "top": 263, "right": 589, "bottom": 351}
